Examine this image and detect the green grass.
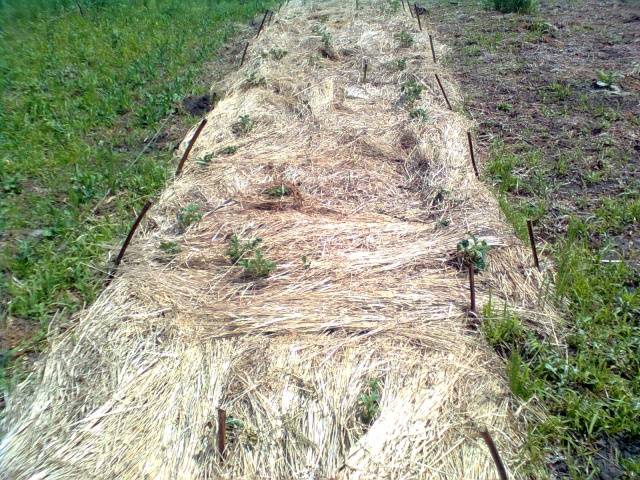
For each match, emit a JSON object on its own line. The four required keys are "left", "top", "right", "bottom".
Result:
{"left": 492, "top": 0, "right": 536, "bottom": 14}
{"left": 484, "top": 145, "right": 640, "bottom": 476}
{"left": 0, "top": 0, "right": 275, "bottom": 382}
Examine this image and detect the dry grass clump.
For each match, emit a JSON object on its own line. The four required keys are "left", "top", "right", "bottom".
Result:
{"left": 0, "top": 1, "right": 557, "bottom": 479}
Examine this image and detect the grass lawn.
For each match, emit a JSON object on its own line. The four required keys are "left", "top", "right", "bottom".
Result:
{"left": 0, "top": 0, "right": 273, "bottom": 387}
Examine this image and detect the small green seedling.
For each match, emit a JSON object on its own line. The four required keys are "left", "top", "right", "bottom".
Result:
{"left": 269, "top": 48, "right": 288, "bottom": 60}
{"left": 302, "top": 255, "right": 311, "bottom": 269}
{"left": 218, "top": 145, "right": 238, "bottom": 155}
{"left": 227, "top": 234, "right": 276, "bottom": 278}
{"left": 395, "top": 58, "right": 407, "bottom": 71}
{"left": 496, "top": 102, "right": 513, "bottom": 112}
{"left": 232, "top": 114, "right": 254, "bottom": 136}
{"left": 395, "top": 30, "right": 414, "bottom": 48}
{"left": 196, "top": 153, "right": 214, "bottom": 166}
{"left": 457, "top": 234, "right": 489, "bottom": 272}
{"left": 264, "top": 184, "right": 291, "bottom": 198}
{"left": 177, "top": 203, "right": 202, "bottom": 231}
{"left": 402, "top": 79, "right": 423, "bottom": 104}
{"left": 159, "top": 240, "right": 181, "bottom": 255}
{"left": 410, "top": 107, "right": 429, "bottom": 121}
{"left": 245, "top": 71, "right": 267, "bottom": 87}
{"left": 596, "top": 70, "right": 618, "bottom": 88}
{"left": 358, "top": 379, "right": 382, "bottom": 425}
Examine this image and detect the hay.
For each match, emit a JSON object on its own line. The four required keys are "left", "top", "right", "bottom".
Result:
{"left": 1, "top": 1, "right": 558, "bottom": 478}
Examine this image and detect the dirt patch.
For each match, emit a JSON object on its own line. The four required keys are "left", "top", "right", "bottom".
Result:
{"left": 181, "top": 94, "right": 214, "bottom": 116}
{"left": 431, "top": 0, "right": 640, "bottom": 264}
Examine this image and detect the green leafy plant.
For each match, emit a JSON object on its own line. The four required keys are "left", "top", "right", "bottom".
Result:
{"left": 264, "top": 184, "right": 291, "bottom": 198}
{"left": 218, "top": 145, "right": 238, "bottom": 155}
{"left": 232, "top": 114, "right": 255, "bottom": 136}
{"left": 159, "top": 240, "right": 181, "bottom": 256}
{"left": 409, "top": 107, "right": 429, "bottom": 121}
{"left": 227, "top": 234, "right": 276, "bottom": 278}
{"left": 245, "top": 71, "right": 267, "bottom": 87}
{"left": 401, "top": 79, "right": 424, "bottom": 104}
{"left": 496, "top": 102, "right": 513, "bottom": 112}
{"left": 269, "top": 48, "right": 288, "bottom": 60}
{"left": 358, "top": 379, "right": 382, "bottom": 425}
{"left": 196, "top": 153, "right": 214, "bottom": 167}
{"left": 596, "top": 70, "right": 619, "bottom": 88}
{"left": 394, "top": 58, "right": 407, "bottom": 71}
{"left": 177, "top": 203, "right": 203, "bottom": 231}
{"left": 395, "top": 30, "right": 414, "bottom": 48}
{"left": 456, "top": 234, "right": 489, "bottom": 272}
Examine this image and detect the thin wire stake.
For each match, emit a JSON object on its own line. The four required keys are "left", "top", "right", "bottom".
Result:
{"left": 480, "top": 431, "right": 508, "bottom": 480}
{"left": 466, "top": 131, "right": 480, "bottom": 179}
{"left": 218, "top": 409, "right": 227, "bottom": 462}
{"left": 527, "top": 220, "right": 541, "bottom": 271}
{"left": 175, "top": 118, "right": 208, "bottom": 176}
{"left": 429, "top": 34, "right": 437, "bottom": 63}
{"left": 435, "top": 73, "right": 453, "bottom": 110}
{"left": 362, "top": 59, "right": 368, "bottom": 83}
{"left": 256, "top": 10, "right": 269, "bottom": 38}
{"left": 468, "top": 262, "right": 476, "bottom": 315}
{"left": 240, "top": 42, "right": 249, "bottom": 66}
{"left": 401, "top": 0, "right": 406, "bottom": 12}
{"left": 408, "top": 0, "right": 414, "bottom": 17}
{"left": 414, "top": 4, "right": 422, "bottom": 30}
{"left": 107, "top": 201, "right": 153, "bottom": 284}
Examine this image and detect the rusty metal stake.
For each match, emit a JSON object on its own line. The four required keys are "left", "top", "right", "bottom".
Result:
{"left": 527, "top": 220, "right": 541, "bottom": 271}
{"left": 468, "top": 262, "right": 476, "bottom": 315}
{"left": 240, "top": 42, "right": 249, "bottom": 66}
{"left": 429, "top": 34, "right": 437, "bottom": 63}
{"left": 466, "top": 131, "right": 480, "bottom": 179}
{"left": 107, "top": 200, "right": 153, "bottom": 284}
{"left": 414, "top": 4, "right": 422, "bottom": 30}
{"left": 175, "top": 118, "right": 208, "bottom": 176}
{"left": 217, "top": 408, "right": 227, "bottom": 462}
{"left": 362, "top": 59, "right": 368, "bottom": 83}
{"left": 256, "top": 10, "right": 269, "bottom": 38}
{"left": 480, "top": 431, "right": 508, "bottom": 480}
{"left": 435, "top": 73, "right": 452, "bottom": 110}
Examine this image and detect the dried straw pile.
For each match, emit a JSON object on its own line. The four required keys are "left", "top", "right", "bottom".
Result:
{"left": 1, "top": 1, "right": 558, "bottom": 478}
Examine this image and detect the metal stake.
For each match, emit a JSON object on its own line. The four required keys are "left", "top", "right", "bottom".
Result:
{"left": 527, "top": 220, "right": 541, "bottom": 271}
{"left": 107, "top": 201, "right": 153, "bottom": 284}
{"left": 362, "top": 59, "right": 368, "bottom": 83}
{"left": 218, "top": 408, "right": 227, "bottom": 462}
{"left": 480, "top": 431, "right": 508, "bottom": 480}
{"left": 468, "top": 262, "right": 476, "bottom": 315}
{"left": 256, "top": 10, "right": 269, "bottom": 38}
{"left": 414, "top": 4, "right": 422, "bottom": 30}
{"left": 435, "top": 73, "right": 452, "bottom": 110}
{"left": 429, "top": 34, "right": 437, "bottom": 63}
{"left": 175, "top": 118, "right": 208, "bottom": 176}
{"left": 240, "top": 42, "right": 249, "bottom": 66}
{"left": 466, "top": 131, "right": 480, "bottom": 179}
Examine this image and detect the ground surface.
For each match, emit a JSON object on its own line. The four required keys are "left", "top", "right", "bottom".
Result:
{"left": 430, "top": 0, "right": 640, "bottom": 478}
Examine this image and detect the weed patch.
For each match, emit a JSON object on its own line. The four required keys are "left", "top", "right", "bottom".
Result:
{"left": 358, "top": 379, "right": 382, "bottom": 425}
{"left": 177, "top": 203, "right": 203, "bottom": 231}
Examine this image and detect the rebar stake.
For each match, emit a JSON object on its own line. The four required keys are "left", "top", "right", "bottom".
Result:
{"left": 466, "top": 131, "right": 480, "bottom": 179}
{"left": 527, "top": 220, "right": 541, "bottom": 271}
{"left": 240, "top": 42, "right": 249, "bottom": 66}
{"left": 468, "top": 262, "right": 476, "bottom": 315}
{"left": 435, "top": 73, "right": 452, "bottom": 110}
{"left": 429, "top": 34, "right": 437, "bottom": 63}
{"left": 256, "top": 10, "right": 269, "bottom": 38}
{"left": 107, "top": 201, "right": 153, "bottom": 284}
{"left": 414, "top": 4, "right": 422, "bottom": 30}
{"left": 480, "top": 431, "right": 508, "bottom": 480}
{"left": 217, "top": 408, "right": 227, "bottom": 462}
{"left": 175, "top": 118, "right": 208, "bottom": 176}
{"left": 362, "top": 59, "right": 368, "bottom": 83}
